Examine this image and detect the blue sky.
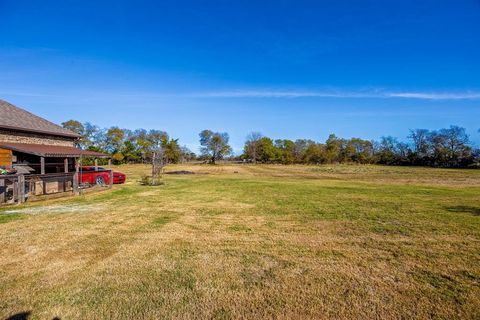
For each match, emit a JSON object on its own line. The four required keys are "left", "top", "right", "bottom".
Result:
{"left": 1, "top": 0, "right": 479, "bottom": 153}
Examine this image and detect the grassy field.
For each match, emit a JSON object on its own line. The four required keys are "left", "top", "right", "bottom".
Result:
{"left": 1, "top": 164, "right": 479, "bottom": 319}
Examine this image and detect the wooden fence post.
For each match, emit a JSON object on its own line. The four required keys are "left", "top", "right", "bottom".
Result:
{"left": 12, "top": 178, "right": 17, "bottom": 203}
{"left": 109, "top": 170, "right": 113, "bottom": 188}
{"left": 18, "top": 175, "right": 25, "bottom": 204}
{"left": 73, "top": 159, "right": 80, "bottom": 195}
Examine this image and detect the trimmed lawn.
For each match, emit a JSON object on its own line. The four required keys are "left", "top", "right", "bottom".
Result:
{"left": 1, "top": 164, "right": 479, "bottom": 319}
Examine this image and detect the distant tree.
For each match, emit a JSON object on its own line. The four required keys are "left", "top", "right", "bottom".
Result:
{"left": 376, "top": 136, "right": 401, "bottom": 165}
{"left": 429, "top": 126, "right": 471, "bottom": 167}
{"left": 274, "top": 139, "right": 295, "bottom": 164}
{"left": 62, "top": 120, "right": 86, "bottom": 148}
{"left": 122, "top": 139, "right": 141, "bottom": 163}
{"left": 293, "top": 139, "right": 314, "bottom": 163}
{"left": 408, "top": 129, "right": 430, "bottom": 164}
{"left": 303, "top": 143, "right": 326, "bottom": 164}
{"left": 180, "top": 146, "right": 196, "bottom": 163}
{"left": 89, "top": 127, "right": 108, "bottom": 153}
{"left": 396, "top": 142, "right": 411, "bottom": 164}
{"left": 199, "top": 130, "right": 232, "bottom": 164}
{"left": 344, "top": 138, "right": 374, "bottom": 163}
{"left": 112, "top": 152, "right": 125, "bottom": 163}
{"left": 163, "top": 138, "right": 182, "bottom": 163}
{"left": 62, "top": 120, "right": 84, "bottom": 136}
{"left": 105, "top": 127, "right": 126, "bottom": 155}
{"left": 325, "top": 134, "right": 344, "bottom": 163}
{"left": 244, "top": 132, "right": 263, "bottom": 163}
{"left": 148, "top": 130, "right": 169, "bottom": 150}
{"left": 409, "top": 129, "right": 430, "bottom": 156}
{"left": 256, "top": 137, "right": 277, "bottom": 163}
{"left": 61, "top": 118, "right": 479, "bottom": 169}
{"left": 128, "top": 129, "right": 168, "bottom": 162}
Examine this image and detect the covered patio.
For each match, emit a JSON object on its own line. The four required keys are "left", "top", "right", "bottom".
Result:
{"left": 0, "top": 143, "right": 110, "bottom": 205}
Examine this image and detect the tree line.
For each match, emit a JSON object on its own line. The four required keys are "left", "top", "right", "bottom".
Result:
{"left": 242, "top": 127, "right": 479, "bottom": 168}
{"left": 61, "top": 120, "right": 196, "bottom": 164}
{"left": 62, "top": 120, "right": 479, "bottom": 168}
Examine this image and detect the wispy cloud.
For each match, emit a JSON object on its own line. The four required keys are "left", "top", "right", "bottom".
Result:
{"left": 192, "top": 90, "right": 375, "bottom": 99}
{"left": 2, "top": 89, "right": 480, "bottom": 101}
{"left": 385, "top": 92, "right": 480, "bottom": 100}
{"left": 192, "top": 89, "right": 480, "bottom": 100}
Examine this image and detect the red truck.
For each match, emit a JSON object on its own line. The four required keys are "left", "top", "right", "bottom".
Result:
{"left": 79, "top": 166, "right": 126, "bottom": 186}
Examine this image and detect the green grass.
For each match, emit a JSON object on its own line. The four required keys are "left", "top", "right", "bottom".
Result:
{"left": 0, "top": 164, "right": 479, "bottom": 319}
{"left": 0, "top": 212, "right": 23, "bottom": 224}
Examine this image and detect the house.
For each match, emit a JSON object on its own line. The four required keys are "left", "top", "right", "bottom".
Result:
{"left": 0, "top": 99, "right": 109, "bottom": 204}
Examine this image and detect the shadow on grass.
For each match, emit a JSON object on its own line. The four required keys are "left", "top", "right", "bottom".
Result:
{"left": 4, "top": 311, "right": 60, "bottom": 320}
{"left": 446, "top": 206, "right": 480, "bottom": 216}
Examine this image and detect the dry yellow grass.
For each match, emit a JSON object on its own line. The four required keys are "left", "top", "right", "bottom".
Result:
{"left": 0, "top": 164, "right": 479, "bottom": 319}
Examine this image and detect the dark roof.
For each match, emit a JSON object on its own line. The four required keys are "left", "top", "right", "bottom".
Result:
{"left": 0, "top": 99, "right": 79, "bottom": 138}
{"left": 0, "top": 142, "right": 109, "bottom": 158}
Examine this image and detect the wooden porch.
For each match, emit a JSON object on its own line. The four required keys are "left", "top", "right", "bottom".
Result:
{"left": 0, "top": 143, "right": 110, "bottom": 205}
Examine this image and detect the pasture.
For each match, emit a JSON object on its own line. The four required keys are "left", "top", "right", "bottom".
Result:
{"left": 1, "top": 164, "right": 479, "bottom": 319}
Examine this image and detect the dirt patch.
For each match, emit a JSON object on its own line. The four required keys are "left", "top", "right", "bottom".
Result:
{"left": 165, "top": 170, "right": 196, "bottom": 175}
{"left": 3, "top": 204, "right": 104, "bottom": 215}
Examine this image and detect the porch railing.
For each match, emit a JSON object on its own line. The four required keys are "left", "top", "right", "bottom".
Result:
{"left": 0, "top": 170, "right": 113, "bottom": 205}
{"left": 0, "top": 174, "right": 20, "bottom": 205}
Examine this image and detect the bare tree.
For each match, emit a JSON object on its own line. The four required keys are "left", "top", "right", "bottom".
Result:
{"left": 245, "top": 132, "right": 263, "bottom": 163}
{"left": 151, "top": 146, "right": 165, "bottom": 185}
{"left": 408, "top": 129, "right": 430, "bottom": 157}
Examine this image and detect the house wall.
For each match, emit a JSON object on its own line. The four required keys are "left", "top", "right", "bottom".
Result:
{"left": 0, "top": 129, "right": 76, "bottom": 147}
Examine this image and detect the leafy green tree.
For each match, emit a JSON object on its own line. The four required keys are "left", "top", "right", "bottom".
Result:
{"left": 256, "top": 137, "right": 276, "bottom": 163}
{"left": 129, "top": 129, "right": 168, "bottom": 162}
{"left": 122, "top": 140, "right": 142, "bottom": 163}
{"left": 62, "top": 120, "right": 84, "bottom": 136}
{"left": 344, "top": 138, "right": 374, "bottom": 163}
{"left": 163, "top": 138, "right": 182, "bottom": 163}
{"left": 304, "top": 143, "right": 326, "bottom": 164}
{"left": 293, "top": 139, "right": 314, "bottom": 163}
{"left": 62, "top": 120, "right": 87, "bottom": 148}
{"left": 105, "top": 127, "right": 126, "bottom": 154}
{"left": 199, "top": 130, "right": 232, "bottom": 164}
{"left": 274, "top": 139, "right": 295, "bottom": 164}
{"left": 325, "top": 134, "right": 344, "bottom": 163}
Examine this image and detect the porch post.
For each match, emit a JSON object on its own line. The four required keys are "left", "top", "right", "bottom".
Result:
{"left": 64, "top": 158, "right": 69, "bottom": 173}
{"left": 40, "top": 156, "right": 45, "bottom": 175}
{"left": 94, "top": 158, "right": 98, "bottom": 171}
{"left": 73, "top": 158, "right": 79, "bottom": 195}
{"left": 108, "top": 158, "right": 112, "bottom": 167}
{"left": 18, "top": 175, "right": 25, "bottom": 204}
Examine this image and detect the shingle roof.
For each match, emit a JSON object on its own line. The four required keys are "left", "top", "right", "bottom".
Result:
{"left": 0, "top": 99, "right": 79, "bottom": 138}
{"left": 0, "top": 142, "right": 108, "bottom": 158}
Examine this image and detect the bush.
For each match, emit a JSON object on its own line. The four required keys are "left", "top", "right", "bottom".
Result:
{"left": 140, "top": 175, "right": 165, "bottom": 186}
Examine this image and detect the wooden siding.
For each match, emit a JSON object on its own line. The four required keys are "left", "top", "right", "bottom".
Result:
{"left": 0, "top": 148, "right": 12, "bottom": 167}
